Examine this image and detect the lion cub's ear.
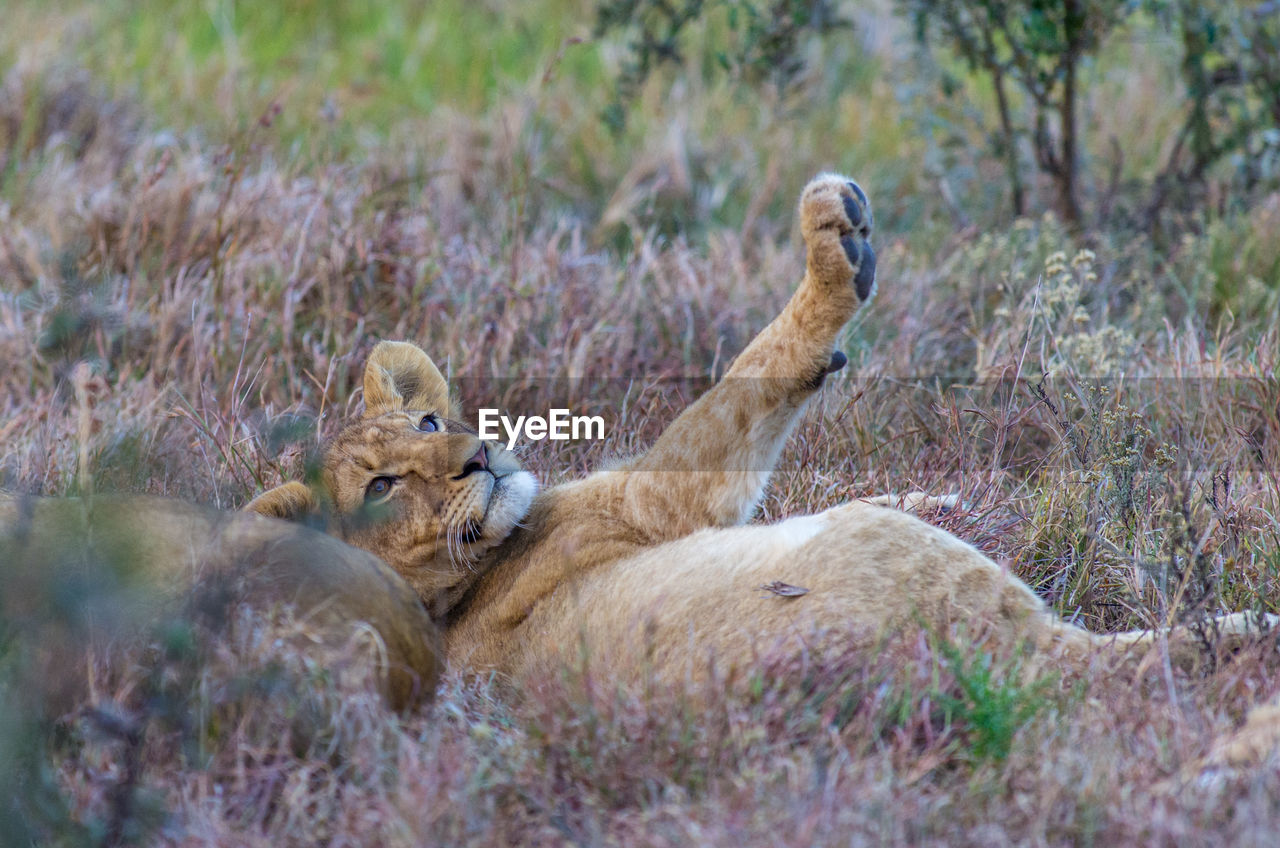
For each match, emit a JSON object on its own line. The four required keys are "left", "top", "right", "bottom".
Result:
{"left": 244, "top": 481, "right": 317, "bottom": 521}
{"left": 363, "top": 340, "right": 456, "bottom": 418}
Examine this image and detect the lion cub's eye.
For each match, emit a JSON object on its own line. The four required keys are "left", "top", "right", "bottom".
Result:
{"left": 417, "top": 415, "right": 439, "bottom": 433}
{"left": 365, "top": 476, "right": 397, "bottom": 501}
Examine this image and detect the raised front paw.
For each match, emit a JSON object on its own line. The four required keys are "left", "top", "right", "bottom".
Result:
{"left": 799, "top": 174, "right": 876, "bottom": 303}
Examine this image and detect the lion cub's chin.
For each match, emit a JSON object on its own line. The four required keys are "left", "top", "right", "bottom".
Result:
{"left": 473, "top": 469, "right": 537, "bottom": 552}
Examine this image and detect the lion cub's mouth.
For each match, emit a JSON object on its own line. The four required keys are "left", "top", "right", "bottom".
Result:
{"left": 467, "top": 468, "right": 536, "bottom": 551}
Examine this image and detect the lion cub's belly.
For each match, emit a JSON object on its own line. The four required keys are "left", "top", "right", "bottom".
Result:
{"left": 513, "top": 502, "right": 1049, "bottom": 688}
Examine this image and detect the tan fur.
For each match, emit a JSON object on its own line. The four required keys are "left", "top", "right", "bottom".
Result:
{"left": 0, "top": 493, "right": 441, "bottom": 712}
{"left": 247, "top": 339, "right": 538, "bottom": 615}
{"left": 1208, "top": 700, "right": 1280, "bottom": 768}
{"left": 1165, "top": 695, "right": 1280, "bottom": 788}
{"left": 251, "top": 174, "right": 1269, "bottom": 693}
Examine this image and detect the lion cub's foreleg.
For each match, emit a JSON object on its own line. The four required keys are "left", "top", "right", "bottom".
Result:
{"left": 615, "top": 175, "right": 876, "bottom": 539}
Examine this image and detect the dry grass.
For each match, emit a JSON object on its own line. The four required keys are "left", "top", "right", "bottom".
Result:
{"left": 3, "top": 17, "right": 1280, "bottom": 844}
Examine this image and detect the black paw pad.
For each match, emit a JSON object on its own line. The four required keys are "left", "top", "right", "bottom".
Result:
{"left": 854, "top": 242, "right": 876, "bottom": 301}
{"left": 842, "top": 195, "right": 862, "bottom": 229}
{"left": 847, "top": 181, "right": 867, "bottom": 207}
{"left": 825, "top": 350, "right": 847, "bottom": 374}
{"left": 840, "top": 234, "right": 859, "bottom": 268}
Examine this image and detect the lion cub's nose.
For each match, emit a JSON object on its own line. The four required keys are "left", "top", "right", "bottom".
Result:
{"left": 459, "top": 445, "right": 489, "bottom": 478}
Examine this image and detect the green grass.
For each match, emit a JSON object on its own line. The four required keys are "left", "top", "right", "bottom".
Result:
{"left": 935, "top": 638, "right": 1059, "bottom": 764}
{"left": 2, "top": 0, "right": 927, "bottom": 235}
{"left": 5, "top": 0, "right": 604, "bottom": 154}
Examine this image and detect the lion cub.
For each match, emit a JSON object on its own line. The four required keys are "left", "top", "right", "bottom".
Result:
{"left": 250, "top": 174, "right": 1263, "bottom": 692}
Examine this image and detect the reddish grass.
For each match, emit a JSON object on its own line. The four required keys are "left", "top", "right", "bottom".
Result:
{"left": 3, "top": 59, "right": 1280, "bottom": 845}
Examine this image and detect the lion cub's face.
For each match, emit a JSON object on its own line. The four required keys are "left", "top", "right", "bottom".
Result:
{"left": 323, "top": 408, "right": 535, "bottom": 602}
{"left": 246, "top": 341, "right": 536, "bottom": 610}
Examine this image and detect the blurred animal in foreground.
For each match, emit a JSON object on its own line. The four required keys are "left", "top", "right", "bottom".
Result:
{"left": 0, "top": 494, "right": 441, "bottom": 717}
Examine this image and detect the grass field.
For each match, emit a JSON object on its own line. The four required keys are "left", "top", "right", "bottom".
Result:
{"left": 3, "top": 0, "right": 1280, "bottom": 844}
